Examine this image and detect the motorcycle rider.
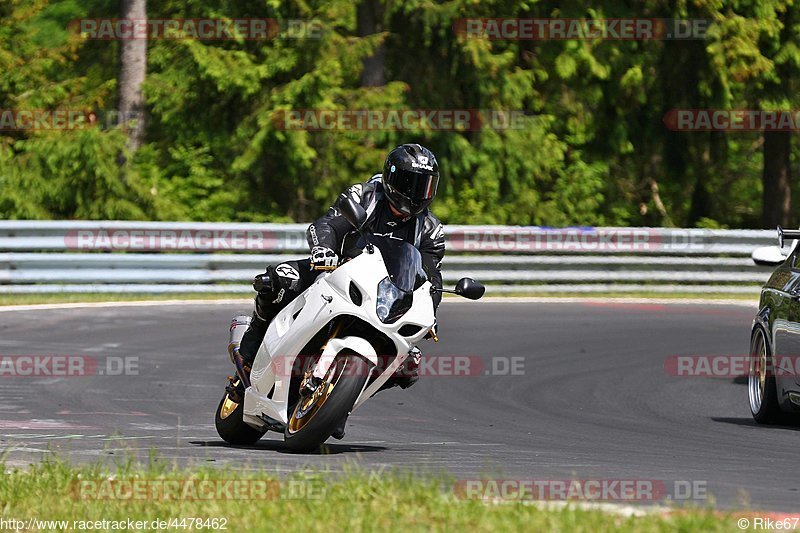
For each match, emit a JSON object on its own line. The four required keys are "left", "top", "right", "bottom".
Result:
{"left": 234, "top": 143, "right": 445, "bottom": 398}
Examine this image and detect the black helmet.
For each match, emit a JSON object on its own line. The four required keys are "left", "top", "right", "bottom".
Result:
{"left": 382, "top": 144, "right": 440, "bottom": 216}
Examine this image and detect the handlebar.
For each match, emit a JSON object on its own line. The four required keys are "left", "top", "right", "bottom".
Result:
{"left": 310, "top": 264, "right": 337, "bottom": 271}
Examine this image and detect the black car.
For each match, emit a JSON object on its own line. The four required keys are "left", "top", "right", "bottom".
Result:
{"left": 749, "top": 227, "right": 800, "bottom": 423}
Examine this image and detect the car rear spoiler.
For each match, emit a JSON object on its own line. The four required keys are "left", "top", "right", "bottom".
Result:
{"left": 778, "top": 226, "right": 800, "bottom": 248}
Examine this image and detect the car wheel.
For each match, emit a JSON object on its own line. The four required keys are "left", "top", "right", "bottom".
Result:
{"left": 749, "top": 326, "right": 784, "bottom": 424}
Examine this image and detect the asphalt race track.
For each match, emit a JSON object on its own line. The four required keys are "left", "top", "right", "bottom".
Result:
{"left": 0, "top": 299, "right": 796, "bottom": 510}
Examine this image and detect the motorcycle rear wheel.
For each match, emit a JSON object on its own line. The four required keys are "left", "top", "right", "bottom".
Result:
{"left": 215, "top": 381, "right": 267, "bottom": 445}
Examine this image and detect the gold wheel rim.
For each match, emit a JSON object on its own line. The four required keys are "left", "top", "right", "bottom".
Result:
{"left": 287, "top": 358, "right": 348, "bottom": 434}
{"left": 219, "top": 379, "right": 239, "bottom": 420}
{"left": 219, "top": 394, "right": 239, "bottom": 420}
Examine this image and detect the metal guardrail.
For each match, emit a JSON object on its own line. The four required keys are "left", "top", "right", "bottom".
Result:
{"left": 0, "top": 221, "right": 779, "bottom": 294}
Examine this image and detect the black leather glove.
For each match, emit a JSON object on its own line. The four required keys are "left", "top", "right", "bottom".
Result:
{"left": 252, "top": 271, "right": 273, "bottom": 293}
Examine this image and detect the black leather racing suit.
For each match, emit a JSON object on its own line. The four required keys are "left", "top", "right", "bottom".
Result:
{"left": 238, "top": 175, "right": 446, "bottom": 364}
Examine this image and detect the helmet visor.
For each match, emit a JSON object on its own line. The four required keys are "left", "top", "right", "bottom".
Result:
{"left": 386, "top": 169, "right": 439, "bottom": 204}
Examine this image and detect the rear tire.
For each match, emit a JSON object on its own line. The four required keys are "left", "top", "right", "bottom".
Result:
{"left": 215, "top": 388, "right": 267, "bottom": 445}
{"left": 284, "top": 352, "right": 370, "bottom": 453}
{"left": 749, "top": 327, "right": 785, "bottom": 424}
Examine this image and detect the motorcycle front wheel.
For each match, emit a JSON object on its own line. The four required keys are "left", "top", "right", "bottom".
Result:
{"left": 283, "top": 351, "right": 370, "bottom": 453}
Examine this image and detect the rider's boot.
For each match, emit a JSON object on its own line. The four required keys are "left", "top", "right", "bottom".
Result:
{"left": 236, "top": 271, "right": 279, "bottom": 384}
{"left": 395, "top": 346, "right": 421, "bottom": 389}
{"left": 377, "top": 346, "right": 422, "bottom": 393}
{"left": 236, "top": 312, "right": 269, "bottom": 385}
{"left": 331, "top": 415, "right": 348, "bottom": 440}
{"left": 335, "top": 344, "right": 423, "bottom": 436}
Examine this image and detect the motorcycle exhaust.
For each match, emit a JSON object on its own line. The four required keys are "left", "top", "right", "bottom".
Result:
{"left": 228, "top": 315, "right": 253, "bottom": 389}
{"left": 228, "top": 315, "right": 252, "bottom": 363}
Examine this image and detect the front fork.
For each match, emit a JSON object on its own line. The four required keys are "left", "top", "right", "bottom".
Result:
{"left": 300, "top": 319, "right": 346, "bottom": 396}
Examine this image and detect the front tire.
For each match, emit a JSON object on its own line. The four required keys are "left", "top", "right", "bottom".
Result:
{"left": 215, "top": 385, "right": 267, "bottom": 445}
{"left": 284, "top": 352, "right": 370, "bottom": 453}
{"left": 749, "top": 327, "right": 784, "bottom": 424}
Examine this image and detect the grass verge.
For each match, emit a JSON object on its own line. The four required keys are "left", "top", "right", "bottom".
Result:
{"left": 0, "top": 458, "right": 745, "bottom": 532}
{"left": 0, "top": 293, "right": 249, "bottom": 306}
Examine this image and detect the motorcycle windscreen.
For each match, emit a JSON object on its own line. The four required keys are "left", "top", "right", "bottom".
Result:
{"left": 365, "top": 235, "right": 427, "bottom": 291}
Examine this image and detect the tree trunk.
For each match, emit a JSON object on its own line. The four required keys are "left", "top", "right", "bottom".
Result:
{"left": 118, "top": 0, "right": 147, "bottom": 153}
{"left": 762, "top": 130, "right": 791, "bottom": 228}
{"left": 357, "top": 0, "right": 385, "bottom": 87}
{"left": 687, "top": 141, "right": 713, "bottom": 226}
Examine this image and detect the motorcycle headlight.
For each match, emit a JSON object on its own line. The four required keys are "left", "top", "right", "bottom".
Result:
{"left": 376, "top": 276, "right": 413, "bottom": 324}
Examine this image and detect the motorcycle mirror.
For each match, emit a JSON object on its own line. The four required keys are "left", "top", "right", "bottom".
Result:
{"left": 340, "top": 196, "right": 368, "bottom": 230}
{"left": 455, "top": 277, "right": 485, "bottom": 300}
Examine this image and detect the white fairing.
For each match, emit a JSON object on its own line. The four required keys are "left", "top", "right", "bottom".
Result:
{"left": 242, "top": 245, "right": 435, "bottom": 428}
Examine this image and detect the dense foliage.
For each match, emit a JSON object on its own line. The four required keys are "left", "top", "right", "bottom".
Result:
{"left": 1, "top": 0, "right": 798, "bottom": 227}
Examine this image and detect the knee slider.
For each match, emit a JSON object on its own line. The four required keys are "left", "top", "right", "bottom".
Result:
{"left": 272, "top": 263, "right": 302, "bottom": 292}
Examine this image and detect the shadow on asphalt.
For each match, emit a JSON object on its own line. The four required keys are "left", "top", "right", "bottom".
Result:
{"left": 711, "top": 417, "right": 800, "bottom": 431}
{"left": 189, "top": 440, "right": 387, "bottom": 455}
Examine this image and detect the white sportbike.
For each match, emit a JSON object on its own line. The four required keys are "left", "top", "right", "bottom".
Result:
{"left": 215, "top": 198, "right": 485, "bottom": 452}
